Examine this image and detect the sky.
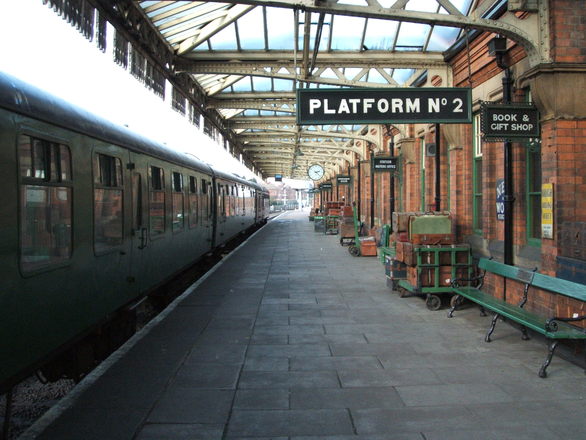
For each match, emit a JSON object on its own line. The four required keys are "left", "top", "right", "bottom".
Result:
{"left": 0, "top": 0, "right": 263, "bottom": 181}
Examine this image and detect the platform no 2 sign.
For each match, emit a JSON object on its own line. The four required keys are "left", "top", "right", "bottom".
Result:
{"left": 297, "top": 88, "right": 472, "bottom": 125}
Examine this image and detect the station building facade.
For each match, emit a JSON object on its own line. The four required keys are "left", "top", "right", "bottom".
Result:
{"left": 314, "top": 0, "right": 586, "bottom": 319}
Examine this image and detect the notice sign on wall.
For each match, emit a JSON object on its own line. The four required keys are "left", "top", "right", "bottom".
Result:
{"left": 542, "top": 183, "right": 554, "bottom": 239}
{"left": 481, "top": 103, "right": 540, "bottom": 139}
{"left": 337, "top": 175, "right": 351, "bottom": 185}
{"left": 373, "top": 156, "right": 398, "bottom": 171}
{"left": 320, "top": 182, "right": 333, "bottom": 190}
{"left": 297, "top": 88, "right": 472, "bottom": 125}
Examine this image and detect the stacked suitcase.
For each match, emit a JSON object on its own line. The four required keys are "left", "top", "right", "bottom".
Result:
{"left": 386, "top": 212, "right": 472, "bottom": 309}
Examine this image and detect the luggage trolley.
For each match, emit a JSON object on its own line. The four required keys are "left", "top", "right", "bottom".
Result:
{"left": 395, "top": 244, "right": 473, "bottom": 310}
{"left": 339, "top": 205, "right": 355, "bottom": 245}
{"left": 348, "top": 205, "right": 377, "bottom": 257}
{"left": 324, "top": 201, "right": 343, "bottom": 235}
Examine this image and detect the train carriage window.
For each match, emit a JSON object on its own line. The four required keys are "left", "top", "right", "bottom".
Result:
{"left": 93, "top": 153, "right": 124, "bottom": 254}
{"left": 188, "top": 176, "right": 198, "bottom": 228}
{"left": 149, "top": 166, "right": 165, "bottom": 235}
{"left": 18, "top": 135, "right": 72, "bottom": 272}
{"left": 172, "top": 172, "right": 184, "bottom": 232}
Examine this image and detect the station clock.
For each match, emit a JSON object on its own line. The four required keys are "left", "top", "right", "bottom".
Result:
{"left": 307, "top": 164, "right": 324, "bottom": 181}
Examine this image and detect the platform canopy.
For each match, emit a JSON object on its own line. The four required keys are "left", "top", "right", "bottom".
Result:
{"left": 93, "top": 0, "right": 545, "bottom": 179}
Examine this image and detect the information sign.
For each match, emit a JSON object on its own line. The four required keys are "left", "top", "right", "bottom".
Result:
{"left": 337, "top": 175, "right": 351, "bottom": 185}
{"left": 373, "top": 156, "right": 398, "bottom": 172}
{"left": 297, "top": 88, "right": 472, "bottom": 125}
{"left": 319, "top": 182, "right": 333, "bottom": 190}
{"left": 481, "top": 103, "right": 540, "bottom": 139}
{"left": 542, "top": 183, "right": 554, "bottom": 239}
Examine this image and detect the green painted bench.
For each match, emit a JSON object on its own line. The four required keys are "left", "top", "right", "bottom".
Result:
{"left": 449, "top": 257, "right": 586, "bottom": 378}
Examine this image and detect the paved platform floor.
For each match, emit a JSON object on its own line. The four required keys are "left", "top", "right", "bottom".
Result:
{"left": 27, "top": 209, "right": 586, "bottom": 439}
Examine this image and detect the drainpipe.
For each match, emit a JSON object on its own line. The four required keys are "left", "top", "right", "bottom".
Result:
{"left": 389, "top": 140, "right": 395, "bottom": 233}
{"left": 502, "top": 67, "right": 514, "bottom": 265}
{"left": 435, "top": 124, "right": 441, "bottom": 212}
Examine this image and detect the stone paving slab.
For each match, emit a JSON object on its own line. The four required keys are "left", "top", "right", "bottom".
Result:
{"left": 30, "top": 209, "right": 586, "bottom": 440}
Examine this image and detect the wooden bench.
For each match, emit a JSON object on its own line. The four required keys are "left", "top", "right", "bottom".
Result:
{"left": 448, "top": 257, "right": 586, "bottom": 378}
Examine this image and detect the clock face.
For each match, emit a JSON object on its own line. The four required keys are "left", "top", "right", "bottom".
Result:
{"left": 308, "top": 164, "right": 324, "bottom": 180}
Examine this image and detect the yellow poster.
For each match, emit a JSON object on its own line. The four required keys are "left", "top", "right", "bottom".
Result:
{"left": 542, "top": 183, "right": 553, "bottom": 239}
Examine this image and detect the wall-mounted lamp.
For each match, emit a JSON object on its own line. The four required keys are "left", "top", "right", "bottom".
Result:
{"left": 487, "top": 36, "right": 508, "bottom": 69}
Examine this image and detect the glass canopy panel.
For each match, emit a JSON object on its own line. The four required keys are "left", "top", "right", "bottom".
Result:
{"left": 273, "top": 78, "right": 294, "bottom": 91}
{"left": 453, "top": 0, "right": 474, "bottom": 13}
{"left": 366, "top": 69, "right": 388, "bottom": 85}
{"left": 393, "top": 69, "right": 415, "bottom": 84}
{"left": 297, "top": 13, "right": 331, "bottom": 52}
{"left": 232, "top": 77, "right": 253, "bottom": 92}
{"left": 236, "top": 7, "right": 265, "bottom": 50}
{"left": 193, "top": 41, "right": 211, "bottom": 51}
{"left": 208, "top": 23, "right": 238, "bottom": 50}
{"left": 319, "top": 68, "right": 339, "bottom": 79}
{"left": 266, "top": 8, "right": 294, "bottom": 50}
{"left": 343, "top": 68, "right": 363, "bottom": 81}
{"left": 426, "top": 26, "right": 461, "bottom": 51}
{"left": 395, "top": 22, "right": 430, "bottom": 50}
{"left": 144, "top": 3, "right": 181, "bottom": 21}
{"left": 251, "top": 76, "right": 272, "bottom": 91}
{"left": 330, "top": 15, "right": 366, "bottom": 50}
{"left": 363, "top": 19, "right": 399, "bottom": 51}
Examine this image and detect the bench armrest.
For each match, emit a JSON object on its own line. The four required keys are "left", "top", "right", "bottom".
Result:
{"left": 545, "top": 315, "right": 586, "bottom": 333}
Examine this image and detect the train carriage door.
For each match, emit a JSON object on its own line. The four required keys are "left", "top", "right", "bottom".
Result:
{"left": 127, "top": 152, "right": 159, "bottom": 294}
{"left": 91, "top": 146, "right": 135, "bottom": 307}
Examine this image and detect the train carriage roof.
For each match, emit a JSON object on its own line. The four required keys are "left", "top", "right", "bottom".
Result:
{"left": 0, "top": 71, "right": 213, "bottom": 176}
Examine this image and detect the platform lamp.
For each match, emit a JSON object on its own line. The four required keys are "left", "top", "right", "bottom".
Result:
{"left": 488, "top": 36, "right": 514, "bottom": 265}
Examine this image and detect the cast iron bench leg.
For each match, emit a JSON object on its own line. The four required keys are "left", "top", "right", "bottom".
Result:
{"left": 485, "top": 313, "right": 499, "bottom": 342}
{"left": 521, "top": 326, "right": 530, "bottom": 340}
{"left": 539, "top": 340, "right": 558, "bottom": 378}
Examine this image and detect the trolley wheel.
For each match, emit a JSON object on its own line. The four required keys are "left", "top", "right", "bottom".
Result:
{"left": 426, "top": 295, "right": 442, "bottom": 311}
{"left": 450, "top": 294, "right": 461, "bottom": 309}
{"left": 348, "top": 245, "right": 360, "bottom": 257}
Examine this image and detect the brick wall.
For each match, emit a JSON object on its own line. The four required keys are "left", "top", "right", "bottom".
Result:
{"left": 550, "top": 0, "right": 586, "bottom": 63}
{"left": 541, "top": 119, "right": 586, "bottom": 275}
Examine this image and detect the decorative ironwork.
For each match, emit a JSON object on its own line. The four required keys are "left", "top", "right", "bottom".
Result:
{"left": 172, "top": 87, "right": 187, "bottom": 115}
{"left": 545, "top": 315, "right": 586, "bottom": 333}
{"left": 485, "top": 313, "right": 499, "bottom": 343}
{"left": 189, "top": 103, "right": 201, "bottom": 128}
{"left": 130, "top": 48, "right": 145, "bottom": 82}
{"left": 96, "top": 9, "right": 107, "bottom": 52}
{"left": 539, "top": 341, "right": 559, "bottom": 378}
{"left": 517, "top": 267, "right": 537, "bottom": 309}
{"left": 203, "top": 118, "right": 214, "bottom": 137}
{"left": 145, "top": 61, "right": 165, "bottom": 98}
{"left": 44, "top": 0, "right": 94, "bottom": 41}
{"left": 114, "top": 30, "right": 129, "bottom": 69}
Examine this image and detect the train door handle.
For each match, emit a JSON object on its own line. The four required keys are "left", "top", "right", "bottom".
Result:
{"left": 138, "top": 228, "right": 147, "bottom": 249}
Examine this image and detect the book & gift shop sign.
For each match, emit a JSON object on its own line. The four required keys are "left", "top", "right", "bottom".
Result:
{"left": 297, "top": 88, "right": 472, "bottom": 125}
{"left": 481, "top": 103, "right": 540, "bottom": 139}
